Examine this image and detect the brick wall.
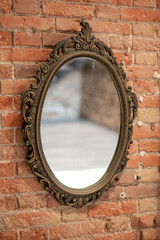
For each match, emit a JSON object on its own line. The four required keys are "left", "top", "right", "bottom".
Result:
{"left": 0, "top": 0, "right": 159, "bottom": 239}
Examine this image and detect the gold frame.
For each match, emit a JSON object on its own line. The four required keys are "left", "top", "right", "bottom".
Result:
{"left": 22, "top": 21, "right": 138, "bottom": 208}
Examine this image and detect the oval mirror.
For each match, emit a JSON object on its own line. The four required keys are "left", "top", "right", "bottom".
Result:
{"left": 22, "top": 21, "right": 138, "bottom": 208}
{"left": 41, "top": 57, "right": 120, "bottom": 189}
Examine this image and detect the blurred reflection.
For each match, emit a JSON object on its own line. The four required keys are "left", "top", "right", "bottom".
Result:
{"left": 41, "top": 58, "right": 120, "bottom": 189}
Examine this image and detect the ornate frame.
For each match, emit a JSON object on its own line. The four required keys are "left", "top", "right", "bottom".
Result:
{"left": 22, "top": 21, "right": 138, "bottom": 208}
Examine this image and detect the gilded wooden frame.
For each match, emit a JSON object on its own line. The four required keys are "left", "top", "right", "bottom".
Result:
{"left": 22, "top": 21, "right": 138, "bottom": 208}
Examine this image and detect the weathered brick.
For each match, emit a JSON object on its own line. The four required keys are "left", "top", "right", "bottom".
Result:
{"left": 0, "top": 48, "right": 11, "bottom": 61}
{"left": 56, "top": 18, "right": 131, "bottom": 35}
{"left": 139, "top": 139, "right": 160, "bottom": 152}
{"left": 13, "top": 0, "right": 40, "bottom": 14}
{"left": 0, "top": 130, "right": 14, "bottom": 144}
{"left": 131, "top": 213, "right": 160, "bottom": 228}
{"left": 17, "top": 195, "right": 46, "bottom": 210}
{"left": 0, "top": 196, "right": 16, "bottom": 212}
{"left": 135, "top": 52, "right": 156, "bottom": 65}
{"left": 13, "top": 32, "right": 41, "bottom": 46}
{"left": 1, "top": 79, "right": 35, "bottom": 94}
{"left": 114, "top": 169, "right": 135, "bottom": 185}
{"left": 16, "top": 161, "right": 32, "bottom": 176}
{"left": 126, "top": 66, "right": 157, "bottom": 78}
{"left": 14, "top": 63, "right": 39, "bottom": 78}
{"left": 0, "top": 31, "right": 10, "bottom": 46}
{"left": 0, "top": 163, "right": 14, "bottom": 177}
{"left": 46, "top": 194, "right": 61, "bottom": 208}
{"left": 16, "top": 129, "right": 24, "bottom": 143}
{"left": 14, "top": 96, "right": 21, "bottom": 110}
{"left": 133, "top": 0, "right": 155, "bottom": 7}
{"left": 132, "top": 37, "right": 160, "bottom": 51}
{"left": 19, "top": 228, "right": 48, "bottom": 240}
{"left": 128, "top": 140, "right": 138, "bottom": 154}
{"left": 109, "top": 35, "right": 130, "bottom": 50}
{"left": 0, "top": 96, "right": 13, "bottom": 111}
{"left": 2, "top": 112, "right": 23, "bottom": 127}
{"left": 92, "top": 231, "right": 138, "bottom": 240}
{"left": 127, "top": 154, "right": 160, "bottom": 168}
{"left": 43, "top": 32, "right": 72, "bottom": 47}
{"left": 95, "top": 5, "right": 119, "bottom": 20}
{"left": 138, "top": 96, "right": 160, "bottom": 108}
{"left": 0, "top": 178, "right": 44, "bottom": 194}
{"left": 137, "top": 109, "right": 159, "bottom": 123}
{"left": 133, "top": 124, "right": 160, "bottom": 139}
{"left": 139, "top": 197, "right": 160, "bottom": 212}
{"left": 0, "top": 0, "right": 11, "bottom": 13}
{"left": 43, "top": 2, "right": 94, "bottom": 18}
{"left": 133, "top": 79, "right": 157, "bottom": 93}
{"left": 88, "top": 200, "right": 137, "bottom": 217}
{"left": 0, "top": 15, "right": 54, "bottom": 31}
{"left": 135, "top": 168, "right": 159, "bottom": 182}
{"left": 132, "top": 23, "right": 155, "bottom": 36}
{"left": 3, "top": 210, "right": 61, "bottom": 230}
{"left": 125, "top": 183, "right": 159, "bottom": 199}
{"left": 100, "top": 186, "right": 123, "bottom": 201}
{"left": 62, "top": 208, "right": 87, "bottom": 222}
{"left": 11, "top": 48, "right": 51, "bottom": 62}
{"left": 140, "top": 228, "right": 160, "bottom": 240}
{"left": 121, "top": 8, "right": 160, "bottom": 22}
{"left": 114, "top": 52, "right": 132, "bottom": 65}
{"left": 0, "top": 64, "right": 12, "bottom": 78}
{"left": 1, "top": 145, "right": 26, "bottom": 160}
{"left": 105, "top": 216, "right": 129, "bottom": 232}
{"left": 0, "top": 231, "right": 17, "bottom": 240}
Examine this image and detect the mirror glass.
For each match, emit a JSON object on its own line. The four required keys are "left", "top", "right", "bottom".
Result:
{"left": 41, "top": 57, "right": 120, "bottom": 189}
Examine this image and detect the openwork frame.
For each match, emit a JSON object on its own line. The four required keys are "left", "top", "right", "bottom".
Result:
{"left": 22, "top": 21, "right": 138, "bottom": 208}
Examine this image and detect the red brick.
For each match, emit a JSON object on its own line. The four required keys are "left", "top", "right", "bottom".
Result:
{"left": 0, "top": 48, "right": 11, "bottom": 61}
{"left": 139, "top": 197, "right": 160, "bottom": 212}
{"left": 115, "top": 0, "right": 131, "bottom": 4}
{"left": 132, "top": 37, "right": 160, "bottom": 51}
{"left": 2, "top": 112, "right": 23, "bottom": 127}
{"left": 134, "top": 0, "right": 155, "bottom": 7}
{"left": 131, "top": 213, "right": 160, "bottom": 228}
{"left": 135, "top": 168, "right": 159, "bottom": 182}
{"left": 92, "top": 231, "right": 138, "bottom": 240}
{"left": 50, "top": 220, "right": 105, "bottom": 238}
{"left": 43, "top": 2, "right": 94, "bottom": 18}
{"left": 3, "top": 209, "right": 61, "bottom": 230}
{"left": 133, "top": 124, "right": 160, "bottom": 139}
{"left": 100, "top": 186, "right": 123, "bottom": 201}
{"left": 11, "top": 48, "right": 51, "bottom": 62}
{"left": 0, "top": 196, "right": 16, "bottom": 212}
{"left": 135, "top": 52, "right": 156, "bottom": 65}
{"left": 43, "top": 32, "right": 72, "bottom": 46}
{"left": 127, "top": 154, "right": 160, "bottom": 168}
{"left": 138, "top": 96, "right": 160, "bottom": 108}
{"left": 84, "top": 0, "right": 114, "bottom": 2}
{"left": 0, "top": 0, "right": 11, "bottom": 13}
{"left": 0, "top": 96, "right": 13, "bottom": 111}
{"left": 141, "top": 228, "right": 160, "bottom": 240}
{"left": 1, "top": 145, "right": 26, "bottom": 160}
{"left": 13, "top": 0, "right": 40, "bottom": 14}
{"left": 109, "top": 36, "right": 130, "bottom": 50}
{"left": 46, "top": 194, "right": 61, "bottom": 208}
{"left": 114, "top": 52, "right": 132, "bottom": 65}
{"left": 0, "top": 15, "right": 54, "bottom": 31}
{"left": 128, "top": 140, "right": 138, "bottom": 154}
{"left": 0, "top": 32, "right": 10, "bottom": 46}
{"left": 105, "top": 216, "right": 129, "bottom": 232}
{"left": 14, "top": 96, "right": 21, "bottom": 110}
{"left": 0, "top": 64, "right": 12, "bottom": 78}
{"left": 132, "top": 23, "right": 155, "bottom": 37}
{"left": 56, "top": 18, "right": 131, "bottom": 35}
{"left": 88, "top": 200, "right": 137, "bottom": 217}
{"left": 0, "top": 178, "right": 44, "bottom": 194}
{"left": 139, "top": 140, "right": 160, "bottom": 152}
{"left": 84, "top": 0, "right": 132, "bottom": 4}
{"left": 16, "top": 129, "right": 24, "bottom": 143}
{"left": 133, "top": 80, "right": 157, "bottom": 93}
{"left": 114, "top": 169, "right": 135, "bottom": 185}
{"left": 125, "top": 183, "right": 159, "bottom": 199}
{"left": 121, "top": 8, "right": 160, "bottom": 22}
{"left": 14, "top": 63, "right": 39, "bottom": 78}
{"left": 1, "top": 79, "right": 35, "bottom": 94}
{"left": 16, "top": 161, "right": 32, "bottom": 176}
{"left": 0, "top": 163, "right": 14, "bottom": 177}
{"left": 0, "top": 130, "right": 14, "bottom": 144}
{"left": 0, "top": 231, "right": 17, "bottom": 240}
{"left": 62, "top": 208, "right": 87, "bottom": 222}
{"left": 17, "top": 195, "right": 46, "bottom": 210}
{"left": 137, "top": 109, "right": 159, "bottom": 122}
{"left": 62, "top": 0, "right": 81, "bottom": 2}
{"left": 13, "top": 32, "right": 41, "bottom": 46}
{"left": 126, "top": 66, "right": 157, "bottom": 78}
{"left": 95, "top": 5, "right": 119, "bottom": 20}
{"left": 20, "top": 228, "right": 48, "bottom": 240}
{"left": 158, "top": 0, "right": 160, "bottom": 8}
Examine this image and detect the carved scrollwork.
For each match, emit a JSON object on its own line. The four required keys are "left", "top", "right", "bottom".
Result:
{"left": 22, "top": 21, "right": 137, "bottom": 208}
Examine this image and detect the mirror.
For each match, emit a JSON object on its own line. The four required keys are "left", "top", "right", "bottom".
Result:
{"left": 22, "top": 21, "right": 137, "bottom": 208}
{"left": 41, "top": 58, "right": 120, "bottom": 189}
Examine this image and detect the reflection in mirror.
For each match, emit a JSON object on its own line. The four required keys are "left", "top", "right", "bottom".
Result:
{"left": 41, "top": 58, "right": 120, "bottom": 189}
